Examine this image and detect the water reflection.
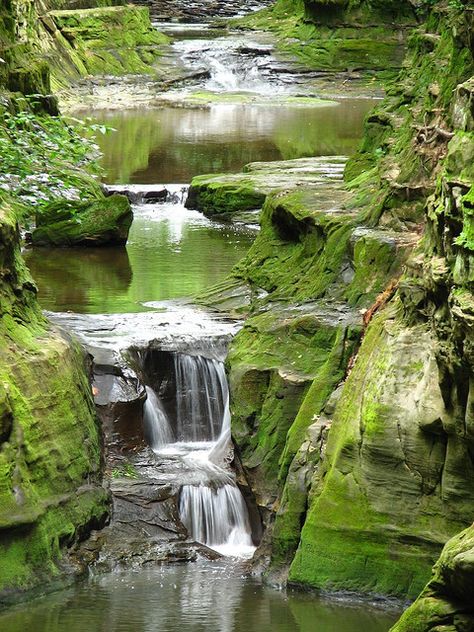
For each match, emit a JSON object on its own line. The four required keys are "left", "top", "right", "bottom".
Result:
{"left": 24, "top": 202, "right": 255, "bottom": 314}
{"left": 83, "top": 100, "right": 374, "bottom": 184}
{"left": 0, "top": 562, "right": 400, "bottom": 632}
{"left": 24, "top": 245, "right": 133, "bottom": 314}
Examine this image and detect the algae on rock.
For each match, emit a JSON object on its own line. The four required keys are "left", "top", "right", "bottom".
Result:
{"left": 195, "top": 1, "right": 474, "bottom": 604}
{"left": 32, "top": 194, "right": 133, "bottom": 247}
{"left": 0, "top": 197, "right": 109, "bottom": 602}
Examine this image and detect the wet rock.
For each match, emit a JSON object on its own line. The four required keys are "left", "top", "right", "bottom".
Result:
{"left": 186, "top": 156, "right": 347, "bottom": 218}
{"left": 105, "top": 184, "right": 187, "bottom": 205}
{"left": 32, "top": 195, "right": 133, "bottom": 247}
{"left": 131, "top": 0, "right": 272, "bottom": 22}
{"left": 94, "top": 370, "right": 147, "bottom": 456}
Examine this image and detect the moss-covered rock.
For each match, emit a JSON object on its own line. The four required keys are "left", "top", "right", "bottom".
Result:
{"left": 289, "top": 304, "right": 474, "bottom": 598}
{"left": 229, "top": 303, "right": 361, "bottom": 508}
{"left": 196, "top": 0, "right": 474, "bottom": 605}
{"left": 0, "top": 1, "right": 168, "bottom": 95}
{"left": 31, "top": 194, "right": 133, "bottom": 247}
{"left": 47, "top": 5, "right": 168, "bottom": 82}
{"left": 0, "top": 197, "right": 109, "bottom": 601}
{"left": 234, "top": 0, "right": 415, "bottom": 82}
{"left": 186, "top": 156, "right": 345, "bottom": 218}
{"left": 390, "top": 525, "right": 474, "bottom": 632}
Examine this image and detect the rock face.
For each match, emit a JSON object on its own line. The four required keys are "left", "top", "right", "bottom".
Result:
{"left": 198, "top": 1, "right": 474, "bottom": 608}
{"left": 239, "top": 0, "right": 416, "bottom": 80}
{"left": 0, "top": 0, "right": 168, "bottom": 94}
{"left": 0, "top": 198, "right": 109, "bottom": 603}
{"left": 390, "top": 525, "right": 474, "bottom": 632}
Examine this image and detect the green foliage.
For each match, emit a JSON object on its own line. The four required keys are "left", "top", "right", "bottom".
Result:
{"left": 0, "top": 97, "right": 113, "bottom": 220}
{"left": 111, "top": 463, "right": 138, "bottom": 479}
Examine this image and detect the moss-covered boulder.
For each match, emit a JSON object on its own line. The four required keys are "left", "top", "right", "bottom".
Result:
{"left": 0, "top": 197, "right": 109, "bottom": 602}
{"left": 31, "top": 194, "right": 133, "bottom": 247}
{"left": 390, "top": 525, "right": 474, "bottom": 632}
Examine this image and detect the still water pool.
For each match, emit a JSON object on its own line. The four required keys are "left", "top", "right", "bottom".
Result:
{"left": 0, "top": 562, "right": 400, "bottom": 632}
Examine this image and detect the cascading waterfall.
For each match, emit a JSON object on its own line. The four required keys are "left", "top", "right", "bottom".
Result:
{"left": 143, "top": 386, "right": 174, "bottom": 449}
{"left": 179, "top": 484, "right": 254, "bottom": 556}
{"left": 143, "top": 351, "right": 255, "bottom": 557}
{"left": 174, "top": 354, "right": 227, "bottom": 443}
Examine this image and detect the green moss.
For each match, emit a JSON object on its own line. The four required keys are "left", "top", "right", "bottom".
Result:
{"left": 454, "top": 185, "right": 474, "bottom": 252}
{"left": 0, "top": 4, "right": 169, "bottom": 95}
{"left": 287, "top": 306, "right": 474, "bottom": 598}
{"left": 233, "top": 0, "right": 411, "bottom": 78}
{"left": 232, "top": 188, "right": 356, "bottom": 303}
{"left": 278, "top": 324, "right": 359, "bottom": 481}
{"left": 32, "top": 194, "right": 133, "bottom": 246}
{"left": 186, "top": 175, "right": 266, "bottom": 216}
{"left": 391, "top": 525, "right": 474, "bottom": 632}
{"left": 0, "top": 201, "right": 109, "bottom": 598}
{"left": 47, "top": 6, "right": 169, "bottom": 82}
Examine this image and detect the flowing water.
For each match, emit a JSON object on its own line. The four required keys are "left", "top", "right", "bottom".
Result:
{"left": 141, "top": 351, "right": 254, "bottom": 555}
{"left": 13, "top": 13, "right": 402, "bottom": 632}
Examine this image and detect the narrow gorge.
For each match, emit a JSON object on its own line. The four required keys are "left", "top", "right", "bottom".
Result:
{"left": 0, "top": 0, "right": 473, "bottom": 631}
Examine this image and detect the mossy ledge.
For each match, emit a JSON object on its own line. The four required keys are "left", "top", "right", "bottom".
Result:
{"left": 0, "top": 198, "right": 109, "bottom": 604}
{"left": 232, "top": 0, "right": 417, "bottom": 86}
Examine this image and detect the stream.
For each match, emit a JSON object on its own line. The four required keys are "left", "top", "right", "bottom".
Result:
{"left": 13, "top": 10, "right": 402, "bottom": 632}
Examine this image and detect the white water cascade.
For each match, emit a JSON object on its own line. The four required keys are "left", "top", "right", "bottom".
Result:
{"left": 143, "top": 386, "right": 174, "bottom": 449}
{"left": 179, "top": 483, "right": 254, "bottom": 557}
{"left": 173, "top": 36, "right": 281, "bottom": 96}
{"left": 174, "top": 354, "right": 228, "bottom": 443}
{"left": 143, "top": 352, "right": 255, "bottom": 557}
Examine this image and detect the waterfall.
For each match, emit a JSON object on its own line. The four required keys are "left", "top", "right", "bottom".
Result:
{"left": 142, "top": 350, "right": 255, "bottom": 557}
{"left": 143, "top": 386, "right": 174, "bottom": 449}
{"left": 174, "top": 354, "right": 228, "bottom": 443}
{"left": 174, "top": 37, "right": 281, "bottom": 96}
{"left": 179, "top": 484, "right": 254, "bottom": 556}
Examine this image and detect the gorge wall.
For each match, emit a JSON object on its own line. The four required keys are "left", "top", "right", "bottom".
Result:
{"left": 0, "top": 199, "right": 109, "bottom": 603}
{"left": 208, "top": 0, "right": 474, "bottom": 617}
{"left": 1, "top": 0, "right": 474, "bottom": 626}
{"left": 0, "top": 0, "right": 163, "bottom": 602}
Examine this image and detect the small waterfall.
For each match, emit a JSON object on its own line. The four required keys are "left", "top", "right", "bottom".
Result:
{"left": 142, "top": 350, "right": 256, "bottom": 557}
{"left": 205, "top": 56, "right": 270, "bottom": 93}
{"left": 174, "top": 354, "right": 228, "bottom": 443}
{"left": 174, "top": 37, "right": 280, "bottom": 96}
{"left": 179, "top": 484, "right": 254, "bottom": 556}
{"left": 144, "top": 386, "right": 174, "bottom": 449}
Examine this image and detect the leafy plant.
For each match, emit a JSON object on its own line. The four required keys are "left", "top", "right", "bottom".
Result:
{"left": 111, "top": 463, "right": 139, "bottom": 479}
{"left": 0, "top": 96, "right": 114, "bottom": 220}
